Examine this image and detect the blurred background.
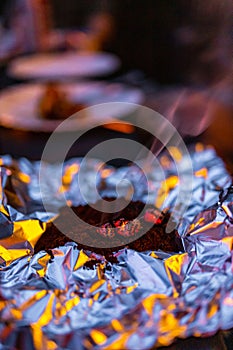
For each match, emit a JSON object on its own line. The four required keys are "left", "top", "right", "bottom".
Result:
{"left": 0, "top": 0, "right": 232, "bottom": 171}
{"left": 0, "top": 1, "right": 232, "bottom": 349}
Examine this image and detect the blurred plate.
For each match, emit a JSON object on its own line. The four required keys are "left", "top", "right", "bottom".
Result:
{"left": 8, "top": 52, "right": 120, "bottom": 79}
{"left": 0, "top": 82, "right": 143, "bottom": 132}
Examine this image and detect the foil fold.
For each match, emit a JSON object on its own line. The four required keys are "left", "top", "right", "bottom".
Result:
{"left": 0, "top": 145, "right": 232, "bottom": 349}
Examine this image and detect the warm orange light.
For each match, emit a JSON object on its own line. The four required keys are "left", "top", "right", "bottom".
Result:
{"left": 195, "top": 167, "right": 208, "bottom": 179}
{"left": 18, "top": 172, "right": 30, "bottom": 184}
{"left": 207, "top": 302, "right": 218, "bottom": 319}
{"left": 74, "top": 250, "right": 89, "bottom": 270}
{"left": 101, "top": 168, "right": 113, "bottom": 178}
{"left": 103, "top": 122, "right": 135, "bottom": 134}
{"left": 59, "top": 164, "right": 80, "bottom": 192}
{"left": 20, "top": 290, "right": 48, "bottom": 312}
{"left": 189, "top": 221, "right": 222, "bottom": 235}
{"left": 195, "top": 143, "right": 204, "bottom": 152}
{"left": 188, "top": 217, "right": 205, "bottom": 232}
{"left": 126, "top": 283, "right": 138, "bottom": 294}
{"left": 37, "top": 253, "right": 51, "bottom": 277}
{"left": 0, "top": 245, "right": 12, "bottom": 264}
{"left": 221, "top": 237, "right": 233, "bottom": 250}
{"left": 37, "top": 294, "right": 55, "bottom": 327}
{"left": 13, "top": 220, "right": 47, "bottom": 247}
{"left": 104, "top": 334, "right": 128, "bottom": 350}
{"left": 111, "top": 319, "right": 124, "bottom": 332}
{"left": 160, "top": 155, "right": 171, "bottom": 168}
{"left": 0, "top": 246, "right": 31, "bottom": 265}
{"left": 90, "top": 329, "right": 107, "bottom": 345}
{"left": 165, "top": 253, "right": 188, "bottom": 277}
{"left": 168, "top": 147, "right": 182, "bottom": 162}
{"left": 55, "top": 296, "right": 80, "bottom": 318}
{"left": 156, "top": 176, "right": 178, "bottom": 208}
{"left": 93, "top": 292, "right": 100, "bottom": 301}
{"left": 222, "top": 204, "right": 233, "bottom": 218}
{"left": 143, "top": 294, "right": 165, "bottom": 316}
{"left": 158, "top": 311, "right": 186, "bottom": 346}
{"left": 89, "top": 279, "right": 106, "bottom": 294}
{"left": 150, "top": 251, "right": 159, "bottom": 259}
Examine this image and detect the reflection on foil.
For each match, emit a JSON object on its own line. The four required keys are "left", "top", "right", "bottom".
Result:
{"left": 0, "top": 145, "right": 232, "bottom": 349}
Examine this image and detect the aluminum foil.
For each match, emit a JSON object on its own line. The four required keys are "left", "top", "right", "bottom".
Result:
{"left": 0, "top": 145, "right": 232, "bottom": 349}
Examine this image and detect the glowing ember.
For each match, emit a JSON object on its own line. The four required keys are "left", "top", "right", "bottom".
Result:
{"left": 97, "top": 218, "right": 141, "bottom": 238}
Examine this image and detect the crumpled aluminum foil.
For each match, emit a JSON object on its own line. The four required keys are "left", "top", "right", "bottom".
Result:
{"left": 0, "top": 145, "right": 232, "bottom": 349}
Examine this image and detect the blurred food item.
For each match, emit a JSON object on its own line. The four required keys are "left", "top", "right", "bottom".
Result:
{"left": 38, "top": 82, "right": 85, "bottom": 120}
{"left": 66, "top": 13, "right": 114, "bottom": 52}
{"left": 0, "top": 82, "right": 143, "bottom": 133}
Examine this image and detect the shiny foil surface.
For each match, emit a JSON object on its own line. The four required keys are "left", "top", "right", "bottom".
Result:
{"left": 0, "top": 145, "right": 232, "bottom": 349}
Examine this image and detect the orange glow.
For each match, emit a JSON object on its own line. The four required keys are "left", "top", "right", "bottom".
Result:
{"left": 101, "top": 168, "right": 113, "bottom": 178}
{"left": 222, "top": 237, "right": 233, "bottom": 250}
{"left": 126, "top": 283, "right": 138, "bottom": 294}
{"left": 189, "top": 221, "right": 222, "bottom": 235}
{"left": 143, "top": 294, "right": 166, "bottom": 316}
{"left": 90, "top": 330, "right": 107, "bottom": 345}
{"left": 31, "top": 325, "right": 43, "bottom": 350}
{"left": 55, "top": 296, "right": 80, "bottom": 318}
{"left": 74, "top": 250, "right": 89, "bottom": 270}
{"left": 0, "top": 204, "right": 9, "bottom": 216}
{"left": 0, "top": 246, "right": 31, "bottom": 265}
{"left": 89, "top": 279, "right": 106, "bottom": 294}
{"left": 0, "top": 221, "right": 43, "bottom": 261}
{"left": 222, "top": 204, "right": 233, "bottom": 218}
{"left": 18, "top": 172, "right": 30, "bottom": 184}
{"left": 46, "top": 340, "right": 57, "bottom": 350}
{"left": 158, "top": 312, "right": 186, "bottom": 346}
{"left": 188, "top": 217, "right": 205, "bottom": 232}
{"left": 93, "top": 292, "right": 100, "bottom": 301}
{"left": 168, "top": 147, "right": 182, "bottom": 162}
{"left": 13, "top": 220, "right": 47, "bottom": 247}
{"left": 37, "top": 253, "right": 51, "bottom": 277}
{"left": 37, "top": 294, "right": 55, "bottom": 327}
{"left": 59, "top": 164, "right": 80, "bottom": 193}
{"left": 0, "top": 245, "right": 12, "bottom": 264}
{"left": 150, "top": 251, "right": 159, "bottom": 258}
{"left": 97, "top": 263, "right": 106, "bottom": 280}
{"left": 195, "top": 168, "right": 208, "bottom": 179}
{"left": 0, "top": 301, "right": 7, "bottom": 310}
{"left": 10, "top": 308, "right": 22, "bottom": 320}
{"left": 160, "top": 155, "right": 171, "bottom": 168}
{"left": 167, "top": 176, "right": 179, "bottom": 188}
{"left": 104, "top": 334, "right": 128, "bottom": 349}
{"left": 103, "top": 122, "right": 135, "bottom": 134}
{"left": 195, "top": 143, "right": 205, "bottom": 152}
{"left": 31, "top": 324, "right": 57, "bottom": 350}
{"left": 207, "top": 303, "right": 218, "bottom": 319}
{"left": 111, "top": 319, "right": 124, "bottom": 332}
{"left": 165, "top": 253, "right": 188, "bottom": 276}
{"left": 20, "top": 290, "right": 48, "bottom": 311}
{"left": 156, "top": 175, "right": 178, "bottom": 208}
